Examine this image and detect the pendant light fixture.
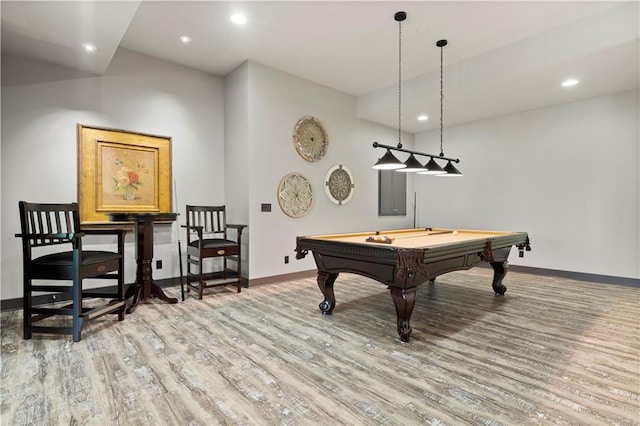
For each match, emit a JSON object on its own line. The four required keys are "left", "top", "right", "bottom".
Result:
{"left": 372, "top": 11, "right": 408, "bottom": 171}
{"left": 373, "top": 22, "right": 462, "bottom": 176}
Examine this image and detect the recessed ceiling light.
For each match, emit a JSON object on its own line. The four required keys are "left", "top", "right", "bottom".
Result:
{"left": 230, "top": 13, "right": 247, "bottom": 25}
{"left": 179, "top": 35, "right": 192, "bottom": 44}
{"left": 417, "top": 115, "right": 429, "bottom": 121}
{"left": 82, "top": 43, "right": 97, "bottom": 52}
{"left": 562, "top": 78, "right": 579, "bottom": 87}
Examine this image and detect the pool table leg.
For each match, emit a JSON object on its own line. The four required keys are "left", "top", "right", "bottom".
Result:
{"left": 389, "top": 287, "right": 417, "bottom": 342}
{"left": 490, "top": 261, "right": 508, "bottom": 295}
{"left": 317, "top": 272, "right": 338, "bottom": 315}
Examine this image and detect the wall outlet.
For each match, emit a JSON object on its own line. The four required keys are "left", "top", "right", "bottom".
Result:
{"left": 156, "top": 260, "right": 163, "bottom": 269}
{"left": 284, "top": 256, "right": 289, "bottom": 264}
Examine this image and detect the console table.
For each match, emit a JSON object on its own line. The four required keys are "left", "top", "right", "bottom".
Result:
{"left": 108, "top": 212, "right": 178, "bottom": 313}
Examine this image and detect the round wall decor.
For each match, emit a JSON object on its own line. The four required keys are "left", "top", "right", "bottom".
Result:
{"left": 277, "top": 172, "right": 314, "bottom": 218}
{"left": 324, "top": 164, "right": 354, "bottom": 205}
{"left": 293, "top": 116, "right": 328, "bottom": 162}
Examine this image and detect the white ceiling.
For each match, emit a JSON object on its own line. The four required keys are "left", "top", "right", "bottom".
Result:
{"left": 2, "top": 1, "right": 638, "bottom": 133}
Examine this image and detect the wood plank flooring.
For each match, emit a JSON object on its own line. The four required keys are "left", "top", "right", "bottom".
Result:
{"left": 1, "top": 268, "right": 638, "bottom": 425}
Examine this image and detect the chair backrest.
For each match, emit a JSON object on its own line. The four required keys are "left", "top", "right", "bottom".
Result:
{"left": 185, "top": 205, "right": 227, "bottom": 238}
{"left": 18, "top": 201, "right": 80, "bottom": 245}
{"left": 18, "top": 201, "right": 81, "bottom": 262}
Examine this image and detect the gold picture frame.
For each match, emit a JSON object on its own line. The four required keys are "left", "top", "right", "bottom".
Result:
{"left": 77, "top": 124, "right": 172, "bottom": 224}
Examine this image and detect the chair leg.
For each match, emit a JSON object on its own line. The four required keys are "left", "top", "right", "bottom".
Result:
{"left": 178, "top": 240, "right": 185, "bottom": 302}
{"left": 72, "top": 275, "right": 83, "bottom": 342}
{"left": 198, "top": 265, "right": 204, "bottom": 300}
{"left": 236, "top": 253, "right": 242, "bottom": 293}
{"left": 197, "top": 257, "right": 204, "bottom": 300}
{"left": 185, "top": 254, "right": 191, "bottom": 294}
{"left": 117, "top": 297, "right": 125, "bottom": 321}
{"left": 23, "top": 275, "right": 32, "bottom": 340}
{"left": 118, "top": 259, "right": 125, "bottom": 321}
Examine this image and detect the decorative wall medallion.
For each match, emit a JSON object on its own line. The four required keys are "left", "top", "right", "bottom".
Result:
{"left": 278, "top": 172, "right": 314, "bottom": 218}
{"left": 324, "top": 164, "right": 354, "bottom": 205}
{"left": 293, "top": 116, "right": 328, "bottom": 162}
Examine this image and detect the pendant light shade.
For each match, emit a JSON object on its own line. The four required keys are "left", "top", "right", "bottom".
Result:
{"left": 397, "top": 154, "right": 425, "bottom": 172}
{"left": 372, "top": 149, "right": 407, "bottom": 170}
{"left": 437, "top": 160, "right": 463, "bottom": 176}
{"left": 418, "top": 157, "right": 446, "bottom": 175}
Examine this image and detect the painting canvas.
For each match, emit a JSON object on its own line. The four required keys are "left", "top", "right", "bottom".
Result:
{"left": 78, "top": 124, "right": 172, "bottom": 224}
{"left": 99, "top": 143, "right": 157, "bottom": 207}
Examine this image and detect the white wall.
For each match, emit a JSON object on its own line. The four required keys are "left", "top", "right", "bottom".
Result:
{"left": 1, "top": 52, "right": 417, "bottom": 300}
{"left": 415, "top": 90, "right": 639, "bottom": 279}
{"left": 246, "top": 62, "right": 414, "bottom": 278}
{"left": 3, "top": 49, "right": 635, "bottom": 302}
{"left": 224, "top": 61, "right": 251, "bottom": 277}
{"left": 1, "top": 49, "right": 225, "bottom": 300}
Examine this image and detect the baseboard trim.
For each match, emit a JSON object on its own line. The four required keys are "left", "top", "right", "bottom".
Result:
{"left": 0, "top": 276, "right": 229, "bottom": 312}
{"left": 504, "top": 264, "right": 639, "bottom": 288}
{"left": 247, "top": 270, "right": 317, "bottom": 287}
{"left": 2, "top": 267, "right": 637, "bottom": 311}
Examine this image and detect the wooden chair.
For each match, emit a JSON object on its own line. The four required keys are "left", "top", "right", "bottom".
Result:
{"left": 182, "top": 205, "right": 246, "bottom": 299}
{"left": 16, "top": 201, "right": 126, "bottom": 342}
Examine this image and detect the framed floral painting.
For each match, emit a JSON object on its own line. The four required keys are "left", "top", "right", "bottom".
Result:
{"left": 77, "top": 124, "right": 172, "bottom": 224}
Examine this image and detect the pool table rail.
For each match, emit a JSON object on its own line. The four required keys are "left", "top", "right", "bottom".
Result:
{"left": 296, "top": 230, "right": 529, "bottom": 288}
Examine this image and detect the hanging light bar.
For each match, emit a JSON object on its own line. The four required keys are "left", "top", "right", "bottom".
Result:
{"left": 373, "top": 142, "right": 460, "bottom": 172}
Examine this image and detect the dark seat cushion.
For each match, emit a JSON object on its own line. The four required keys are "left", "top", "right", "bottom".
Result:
{"left": 189, "top": 238, "right": 238, "bottom": 249}
{"left": 33, "top": 251, "right": 121, "bottom": 267}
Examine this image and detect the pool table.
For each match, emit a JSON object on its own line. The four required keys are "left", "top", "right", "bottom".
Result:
{"left": 295, "top": 228, "right": 531, "bottom": 342}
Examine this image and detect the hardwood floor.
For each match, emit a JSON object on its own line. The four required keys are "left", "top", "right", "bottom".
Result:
{"left": 1, "top": 268, "right": 638, "bottom": 425}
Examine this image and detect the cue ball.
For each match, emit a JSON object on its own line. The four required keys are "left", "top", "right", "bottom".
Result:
{"left": 453, "top": 230, "right": 458, "bottom": 235}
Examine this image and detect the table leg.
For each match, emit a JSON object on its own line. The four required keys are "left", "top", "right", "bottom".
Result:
{"left": 136, "top": 220, "right": 155, "bottom": 299}
{"left": 125, "top": 277, "right": 177, "bottom": 314}
{"left": 490, "top": 260, "right": 508, "bottom": 295}
{"left": 125, "top": 283, "right": 142, "bottom": 314}
{"left": 317, "top": 272, "right": 338, "bottom": 315}
{"left": 389, "top": 287, "right": 417, "bottom": 342}
{"left": 129, "top": 219, "right": 179, "bottom": 311}
{"left": 150, "top": 283, "right": 178, "bottom": 304}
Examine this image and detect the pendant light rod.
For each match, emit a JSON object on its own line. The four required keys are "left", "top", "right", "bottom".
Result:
{"left": 438, "top": 39, "right": 447, "bottom": 157}
{"left": 395, "top": 11, "right": 406, "bottom": 149}
{"left": 372, "top": 141, "right": 460, "bottom": 163}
